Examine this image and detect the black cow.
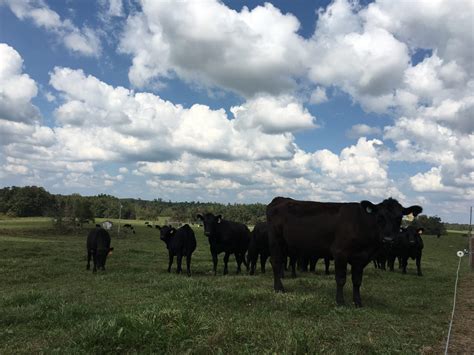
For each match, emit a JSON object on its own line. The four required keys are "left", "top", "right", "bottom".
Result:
{"left": 248, "top": 222, "right": 270, "bottom": 275}
{"left": 86, "top": 228, "right": 114, "bottom": 273}
{"left": 197, "top": 213, "right": 250, "bottom": 275}
{"left": 266, "top": 197, "right": 422, "bottom": 307}
{"left": 387, "top": 227, "right": 424, "bottom": 276}
{"left": 157, "top": 224, "right": 197, "bottom": 276}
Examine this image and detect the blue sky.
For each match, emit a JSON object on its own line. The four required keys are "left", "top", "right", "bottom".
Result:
{"left": 0, "top": 0, "right": 472, "bottom": 223}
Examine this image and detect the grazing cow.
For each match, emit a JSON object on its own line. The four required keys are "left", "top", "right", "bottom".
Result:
{"left": 123, "top": 223, "right": 135, "bottom": 234}
{"left": 266, "top": 197, "right": 422, "bottom": 307}
{"left": 86, "top": 228, "right": 114, "bottom": 273}
{"left": 248, "top": 222, "right": 270, "bottom": 275}
{"left": 387, "top": 227, "right": 424, "bottom": 276}
{"left": 197, "top": 213, "right": 250, "bottom": 275}
{"left": 157, "top": 224, "right": 197, "bottom": 276}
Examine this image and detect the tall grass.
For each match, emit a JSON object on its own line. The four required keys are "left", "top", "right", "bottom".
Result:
{"left": 0, "top": 217, "right": 470, "bottom": 353}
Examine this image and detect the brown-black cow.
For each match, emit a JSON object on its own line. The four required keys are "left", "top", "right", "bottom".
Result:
{"left": 266, "top": 197, "right": 422, "bottom": 307}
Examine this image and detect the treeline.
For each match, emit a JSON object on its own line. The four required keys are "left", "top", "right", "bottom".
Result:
{"left": 0, "top": 186, "right": 266, "bottom": 225}
{"left": 0, "top": 186, "right": 461, "bottom": 235}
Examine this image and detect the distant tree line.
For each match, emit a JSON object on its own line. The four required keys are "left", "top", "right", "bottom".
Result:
{"left": 0, "top": 186, "right": 266, "bottom": 225}
{"left": 0, "top": 186, "right": 460, "bottom": 235}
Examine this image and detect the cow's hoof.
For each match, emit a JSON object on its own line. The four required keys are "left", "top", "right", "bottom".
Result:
{"left": 274, "top": 288, "right": 285, "bottom": 293}
{"left": 418, "top": 272, "right": 423, "bottom": 276}
{"left": 336, "top": 301, "right": 345, "bottom": 307}
{"left": 86, "top": 266, "right": 90, "bottom": 270}
{"left": 354, "top": 302, "right": 363, "bottom": 308}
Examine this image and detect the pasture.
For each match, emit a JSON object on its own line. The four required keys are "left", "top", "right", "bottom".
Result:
{"left": 0, "top": 218, "right": 470, "bottom": 353}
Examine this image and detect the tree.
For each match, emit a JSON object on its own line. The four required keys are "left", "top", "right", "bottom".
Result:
{"left": 410, "top": 215, "right": 446, "bottom": 236}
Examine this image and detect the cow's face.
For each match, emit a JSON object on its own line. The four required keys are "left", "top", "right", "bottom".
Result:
{"left": 157, "top": 225, "right": 175, "bottom": 242}
{"left": 196, "top": 213, "right": 222, "bottom": 237}
{"left": 361, "top": 198, "right": 422, "bottom": 243}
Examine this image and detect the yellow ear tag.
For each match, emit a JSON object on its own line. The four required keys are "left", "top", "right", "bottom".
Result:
{"left": 404, "top": 213, "right": 414, "bottom": 222}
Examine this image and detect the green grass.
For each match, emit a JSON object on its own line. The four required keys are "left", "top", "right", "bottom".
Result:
{"left": 0, "top": 217, "right": 470, "bottom": 353}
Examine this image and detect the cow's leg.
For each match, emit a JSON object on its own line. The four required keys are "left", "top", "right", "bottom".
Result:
{"left": 388, "top": 256, "right": 395, "bottom": 271}
{"left": 242, "top": 253, "right": 249, "bottom": 271}
{"left": 290, "top": 256, "right": 297, "bottom": 278}
{"left": 416, "top": 254, "right": 422, "bottom": 276}
{"left": 92, "top": 252, "right": 97, "bottom": 273}
{"left": 269, "top": 233, "right": 285, "bottom": 292}
{"left": 334, "top": 258, "right": 347, "bottom": 306}
{"left": 249, "top": 254, "right": 256, "bottom": 275}
{"left": 351, "top": 264, "right": 364, "bottom": 308}
{"left": 186, "top": 254, "right": 192, "bottom": 276}
{"left": 86, "top": 250, "right": 91, "bottom": 270}
{"left": 324, "top": 257, "right": 330, "bottom": 275}
{"left": 176, "top": 253, "right": 183, "bottom": 274}
{"left": 402, "top": 257, "right": 408, "bottom": 274}
{"left": 236, "top": 253, "right": 242, "bottom": 274}
{"left": 261, "top": 255, "right": 268, "bottom": 273}
{"left": 167, "top": 251, "right": 174, "bottom": 273}
{"left": 398, "top": 256, "right": 402, "bottom": 269}
{"left": 211, "top": 251, "right": 218, "bottom": 275}
{"left": 223, "top": 252, "right": 230, "bottom": 275}
{"left": 310, "top": 257, "right": 317, "bottom": 273}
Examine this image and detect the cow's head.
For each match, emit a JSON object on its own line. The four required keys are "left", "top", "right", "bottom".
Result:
{"left": 361, "top": 198, "right": 422, "bottom": 243}
{"left": 156, "top": 225, "right": 176, "bottom": 242}
{"left": 196, "top": 213, "right": 222, "bottom": 237}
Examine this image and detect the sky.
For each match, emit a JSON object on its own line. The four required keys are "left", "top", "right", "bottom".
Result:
{"left": 0, "top": 0, "right": 472, "bottom": 223}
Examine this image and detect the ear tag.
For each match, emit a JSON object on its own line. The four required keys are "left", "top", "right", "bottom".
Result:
{"left": 366, "top": 207, "right": 372, "bottom": 214}
{"left": 404, "top": 213, "right": 414, "bottom": 222}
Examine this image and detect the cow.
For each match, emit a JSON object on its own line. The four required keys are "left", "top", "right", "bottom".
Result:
{"left": 266, "top": 197, "right": 422, "bottom": 307}
{"left": 248, "top": 221, "right": 270, "bottom": 275}
{"left": 86, "top": 228, "right": 114, "bottom": 273}
{"left": 197, "top": 213, "right": 250, "bottom": 275}
{"left": 157, "top": 224, "right": 196, "bottom": 276}
{"left": 123, "top": 223, "right": 135, "bottom": 234}
{"left": 387, "top": 227, "right": 424, "bottom": 276}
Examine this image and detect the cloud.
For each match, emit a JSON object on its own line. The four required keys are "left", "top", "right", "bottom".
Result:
{"left": 0, "top": 43, "right": 40, "bottom": 123}
{"left": 231, "top": 95, "right": 316, "bottom": 134}
{"left": 1, "top": 0, "right": 101, "bottom": 57}
{"left": 309, "top": 87, "right": 328, "bottom": 104}
{"left": 346, "top": 124, "right": 382, "bottom": 139}
{"left": 118, "top": 0, "right": 307, "bottom": 95}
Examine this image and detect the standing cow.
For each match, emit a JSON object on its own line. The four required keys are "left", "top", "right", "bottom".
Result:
{"left": 86, "top": 227, "right": 114, "bottom": 273}
{"left": 266, "top": 197, "right": 422, "bottom": 307}
{"left": 157, "top": 224, "right": 197, "bottom": 276}
{"left": 248, "top": 221, "right": 270, "bottom": 275}
{"left": 197, "top": 213, "right": 250, "bottom": 275}
{"left": 387, "top": 226, "right": 424, "bottom": 276}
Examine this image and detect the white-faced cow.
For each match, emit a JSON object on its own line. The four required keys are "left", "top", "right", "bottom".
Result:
{"left": 266, "top": 197, "right": 422, "bottom": 307}
{"left": 157, "top": 224, "right": 197, "bottom": 276}
{"left": 197, "top": 213, "right": 250, "bottom": 275}
{"left": 86, "top": 227, "right": 114, "bottom": 273}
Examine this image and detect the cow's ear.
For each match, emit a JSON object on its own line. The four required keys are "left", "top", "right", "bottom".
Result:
{"left": 216, "top": 215, "right": 222, "bottom": 224}
{"left": 196, "top": 214, "right": 203, "bottom": 220}
{"left": 361, "top": 200, "right": 376, "bottom": 214}
{"left": 403, "top": 205, "right": 422, "bottom": 216}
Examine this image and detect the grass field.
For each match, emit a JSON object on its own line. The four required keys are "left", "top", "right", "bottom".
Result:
{"left": 0, "top": 217, "right": 471, "bottom": 353}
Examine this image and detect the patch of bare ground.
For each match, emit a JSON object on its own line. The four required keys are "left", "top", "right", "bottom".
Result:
{"left": 425, "top": 272, "right": 474, "bottom": 354}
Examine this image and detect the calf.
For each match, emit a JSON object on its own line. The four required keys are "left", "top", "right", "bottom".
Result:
{"left": 387, "top": 227, "right": 424, "bottom": 276}
{"left": 86, "top": 228, "right": 113, "bottom": 273}
{"left": 157, "top": 224, "right": 196, "bottom": 276}
{"left": 248, "top": 222, "right": 270, "bottom": 275}
{"left": 197, "top": 213, "right": 250, "bottom": 275}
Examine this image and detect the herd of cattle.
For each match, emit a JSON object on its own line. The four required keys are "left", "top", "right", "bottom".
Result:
{"left": 86, "top": 196, "right": 424, "bottom": 307}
